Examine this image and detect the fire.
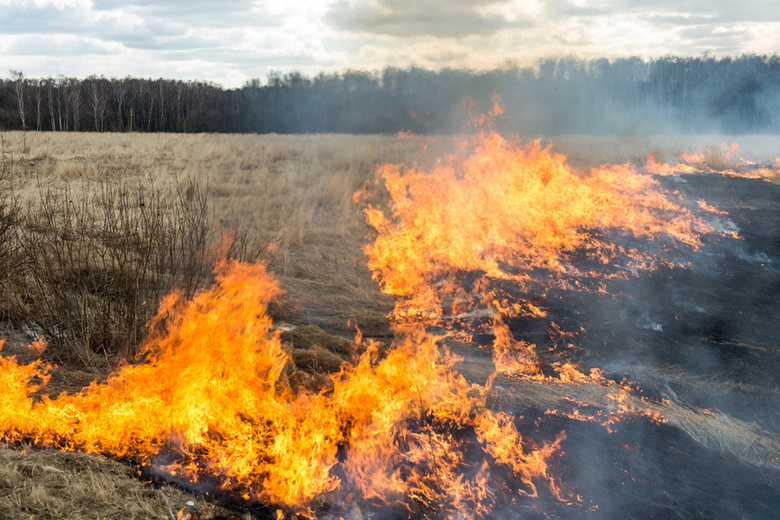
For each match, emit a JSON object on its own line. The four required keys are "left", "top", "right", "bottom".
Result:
{"left": 1, "top": 119, "right": 760, "bottom": 517}
{"left": 354, "top": 122, "right": 742, "bottom": 506}
{"left": 0, "top": 256, "right": 569, "bottom": 517}
{"left": 361, "top": 129, "right": 721, "bottom": 323}
{"left": 647, "top": 143, "right": 780, "bottom": 180}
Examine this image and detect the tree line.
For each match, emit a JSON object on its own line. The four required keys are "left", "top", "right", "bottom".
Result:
{"left": 2, "top": 54, "right": 779, "bottom": 135}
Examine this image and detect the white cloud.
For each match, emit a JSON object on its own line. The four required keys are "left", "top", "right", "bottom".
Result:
{"left": 1, "top": 0, "right": 778, "bottom": 87}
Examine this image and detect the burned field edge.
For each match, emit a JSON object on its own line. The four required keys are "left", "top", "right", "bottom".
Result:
{"left": 0, "top": 131, "right": 779, "bottom": 519}
{"left": 432, "top": 170, "right": 780, "bottom": 519}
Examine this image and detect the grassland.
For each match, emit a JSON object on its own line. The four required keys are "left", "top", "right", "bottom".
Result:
{"left": 0, "top": 130, "right": 778, "bottom": 519}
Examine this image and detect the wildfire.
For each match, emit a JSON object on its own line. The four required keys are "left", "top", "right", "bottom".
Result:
{"left": 0, "top": 120, "right": 755, "bottom": 518}
{"left": 0, "top": 256, "right": 570, "bottom": 517}
{"left": 359, "top": 128, "right": 724, "bottom": 324}
{"left": 646, "top": 143, "right": 780, "bottom": 180}
{"left": 353, "top": 122, "right": 743, "bottom": 504}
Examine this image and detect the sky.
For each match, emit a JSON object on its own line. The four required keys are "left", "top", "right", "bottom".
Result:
{"left": 1, "top": 0, "right": 779, "bottom": 88}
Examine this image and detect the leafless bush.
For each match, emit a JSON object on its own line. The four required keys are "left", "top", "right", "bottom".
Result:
{"left": 11, "top": 176, "right": 216, "bottom": 367}
{"left": 0, "top": 134, "right": 22, "bottom": 323}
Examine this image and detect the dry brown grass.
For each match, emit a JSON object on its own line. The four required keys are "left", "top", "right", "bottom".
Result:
{"left": 3, "top": 130, "right": 779, "bottom": 353}
{"left": 1, "top": 130, "right": 778, "bottom": 519}
{"left": 0, "top": 447, "right": 240, "bottom": 520}
{"left": 0, "top": 132, "right": 453, "bottom": 374}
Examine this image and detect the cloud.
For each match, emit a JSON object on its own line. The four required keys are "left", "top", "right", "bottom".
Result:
{"left": 91, "top": 0, "right": 287, "bottom": 28}
{"left": 543, "top": 0, "right": 780, "bottom": 24}
{"left": 325, "top": 0, "right": 527, "bottom": 38}
{"left": 0, "top": 3, "right": 96, "bottom": 34}
{"left": 2, "top": 34, "right": 119, "bottom": 57}
{"left": 2, "top": 0, "right": 779, "bottom": 88}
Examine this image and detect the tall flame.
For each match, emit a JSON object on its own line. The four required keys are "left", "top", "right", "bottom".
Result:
{"left": 0, "top": 256, "right": 568, "bottom": 517}
{"left": 361, "top": 130, "right": 720, "bottom": 322}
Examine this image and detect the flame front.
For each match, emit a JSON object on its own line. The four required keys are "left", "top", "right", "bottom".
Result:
{"left": 362, "top": 130, "right": 719, "bottom": 322}
{"left": 647, "top": 142, "right": 780, "bottom": 180}
{"left": 0, "top": 256, "right": 567, "bottom": 517}
{"left": 0, "top": 258, "right": 341, "bottom": 508}
{"left": 0, "top": 125, "right": 751, "bottom": 517}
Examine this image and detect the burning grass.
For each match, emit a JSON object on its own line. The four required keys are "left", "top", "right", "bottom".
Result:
{"left": 357, "top": 130, "right": 725, "bottom": 323}
{"left": 0, "top": 254, "right": 577, "bottom": 518}
{"left": 0, "top": 129, "right": 779, "bottom": 519}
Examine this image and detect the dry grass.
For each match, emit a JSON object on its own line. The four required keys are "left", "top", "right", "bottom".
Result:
{"left": 3, "top": 130, "right": 778, "bottom": 355}
{"left": 0, "top": 132, "right": 443, "bottom": 344}
{"left": 0, "top": 447, "right": 240, "bottom": 520}
{"left": 1, "top": 130, "right": 779, "bottom": 519}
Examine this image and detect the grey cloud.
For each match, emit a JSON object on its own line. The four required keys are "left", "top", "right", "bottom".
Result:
{"left": 4, "top": 35, "right": 115, "bottom": 57}
{"left": 92, "top": 0, "right": 256, "bottom": 13}
{"left": 0, "top": 4, "right": 94, "bottom": 35}
{"left": 677, "top": 25, "right": 751, "bottom": 52}
{"left": 0, "top": 3, "right": 185, "bottom": 44}
{"left": 543, "top": 0, "right": 608, "bottom": 18}
{"left": 0, "top": 1, "right": 281, "bottom": 57}
{"left": 547, "top": 0, "right": 780, "bottom": 25}
{"left": 162, "top": 48, "right": 322, "bottom": 68}
{"left": 325, "top": 0, "right": 526, "bottom": 38}
{"left": 643, "top": 13, "right": 717, "bottom": 26}
{"left": 91, "top": 0, "right": 284, "bottom": 27}
{"left": 120, "top": 34, "right": 210, "bottom": 52}
{"left": 0, "top": 1, "right": 280, "bottom": 41}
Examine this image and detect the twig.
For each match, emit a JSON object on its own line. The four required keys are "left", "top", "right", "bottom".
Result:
{"left": 159, "top": 489, "right": 176, "bottom": 520}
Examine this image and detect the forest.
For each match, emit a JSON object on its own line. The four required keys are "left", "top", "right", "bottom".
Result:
{"left": 1, "top": 54, "right": 779, "bottom": 135}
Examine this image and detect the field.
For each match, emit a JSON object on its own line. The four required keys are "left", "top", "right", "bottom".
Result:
{"left": 0, "top": 130, "right": 779, "bottom": 519}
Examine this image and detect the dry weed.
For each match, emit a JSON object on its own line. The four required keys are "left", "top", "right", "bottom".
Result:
{"left": 0, "top": 448, "right": 236, "bottom": 520}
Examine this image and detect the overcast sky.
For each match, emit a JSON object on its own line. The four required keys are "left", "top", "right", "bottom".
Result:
{"left": 1, "top": 0, "right": 778, "bottom": 88}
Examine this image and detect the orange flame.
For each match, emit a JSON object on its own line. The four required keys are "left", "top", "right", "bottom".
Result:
{"left": 0, "top": 257, "right": 569, "bottom": 516}
{"left": 648, "top": 144, "right": 780, "bottom": 181}
{"left": 361, "top": 130, "right": 720, "bottom": 323}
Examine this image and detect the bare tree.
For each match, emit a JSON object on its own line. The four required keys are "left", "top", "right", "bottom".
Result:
{"left": 114, "top": 78, "right": 127, "bottom": 131}
{"left": 68, "top": 78, "right": 82, "bottom": 131}
{"left": 33, "top": 78, "right": 42, "bottom": 131}
{"left": 157, "top": 79, "right": 167, "bottom": 131}
{"left": 10, "top": 70, "right": 26, "bottom": 130}
{"left": 45, "top": 77, "right": 57, "bottom": 131}
{"left": 59, "top": 75, "right": 69, "bottom": 131}
{"left": 88, "top": 75, "right": 108, "bottom": 132}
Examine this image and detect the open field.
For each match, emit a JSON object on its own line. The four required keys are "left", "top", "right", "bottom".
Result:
{"left": 1, "top": 130, "right": 779, "bottom": 519}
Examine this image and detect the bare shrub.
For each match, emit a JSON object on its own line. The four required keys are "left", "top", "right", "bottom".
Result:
{"left": 13, "top": 176, "right": 215, "bottom": 367}
{"left": 0, "top": 134, "right": 22, "bottom": 323}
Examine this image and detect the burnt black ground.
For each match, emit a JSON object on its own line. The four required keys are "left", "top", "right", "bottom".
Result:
{"left": 491, "top": 173, "right": 780, "bottom": 519}
{"left": 325, "top": 173, "right": 780, "bottom": 520}
{"left": 578, "top": 174, "right": 780, "bottom": 424}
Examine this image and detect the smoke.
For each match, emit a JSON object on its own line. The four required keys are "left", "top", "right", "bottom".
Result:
{"left": 352, "top": 121, "right": 780, "bottom": 517}
{"left": 238, "top": 55, "right": 780, "bottom": 136}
